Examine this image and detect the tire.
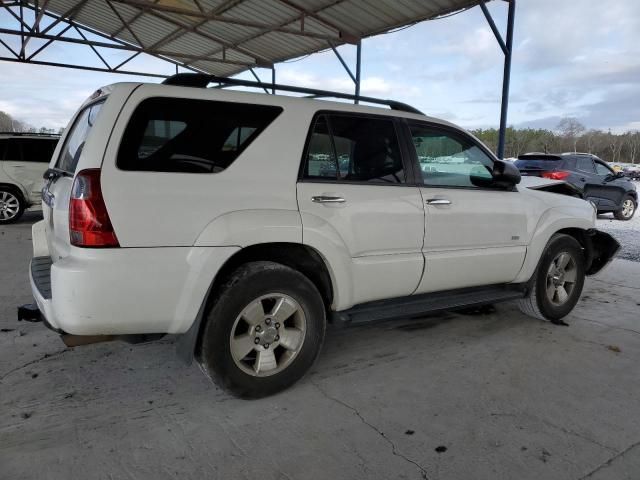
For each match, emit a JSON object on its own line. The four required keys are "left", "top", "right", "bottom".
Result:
{"left": 0, "top": 187, "right": 25, "bottom": 224}
{"left": 199, "top": 261, "right": 326, "bottom": 398}
{"left": 517, "top": 234, "right": 585, "bottom": 324}
{"left": 613, "top": 195, "right": 636, "bottom": 221}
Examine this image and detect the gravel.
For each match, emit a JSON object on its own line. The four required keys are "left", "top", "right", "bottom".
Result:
{"left": 596, "top": 210, "right": 640, "bottom": 262}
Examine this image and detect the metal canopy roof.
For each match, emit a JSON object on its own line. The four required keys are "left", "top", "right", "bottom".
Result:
{"left": 35, "top": 0, "right": 481, "bottom": 77}
{"left": 1, "top": 0, "right": 517, "bottom": 159}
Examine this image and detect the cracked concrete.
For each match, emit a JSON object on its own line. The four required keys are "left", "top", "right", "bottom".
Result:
{"left": 2, "top": 211, "right": 640, "bottom": 480}
{"left": 311, "top": 381, "right": 430, "bottom": 479}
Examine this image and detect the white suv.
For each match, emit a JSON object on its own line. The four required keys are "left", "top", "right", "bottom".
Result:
{"left": 0, "top": 133, "right": 59, "bottom": 223}
{"left": 21, "top": 75, "right": 619, "bottom": 397}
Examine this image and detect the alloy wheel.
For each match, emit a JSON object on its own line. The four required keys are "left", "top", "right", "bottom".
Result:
{"left": 229, "top": 293, "right": 307, "bottom": 377}
{"left": 0, "top": 191, "right": 20, "bottom": 221}
{"left": 621, "top": 199, "right": 635, "bottom": 219}
{"left": 546, "top": 252, "right": 577, "bottom": 306}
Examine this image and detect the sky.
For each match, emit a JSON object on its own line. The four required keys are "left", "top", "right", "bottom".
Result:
{"left": 0, "top": 0, "right": 638, "bottom": 133}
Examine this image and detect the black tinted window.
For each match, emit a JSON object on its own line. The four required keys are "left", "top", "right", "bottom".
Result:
{"left": 304, "top": 114, "right": 405, "bottom": 184}
{"left": 118, "top": 98, "right": 282, "bottom": 173}
{"left": 21, "top": 138, "right": 58, "bottom": 162}
{"left": 57, "top": 101, "right": 104, "bottom": 173}
{"left": 575, "top": 157, "right": 596, "bottom": 173}
{"left": 2, "top": 139, "right": 21, "bottom": 161}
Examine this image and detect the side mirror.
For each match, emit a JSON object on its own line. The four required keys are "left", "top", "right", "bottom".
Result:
{"left": 491, "top": 159, "right": 521, "bottom": 188}
{"left": 604, "top": 171, "right": 624, "bottom": 182}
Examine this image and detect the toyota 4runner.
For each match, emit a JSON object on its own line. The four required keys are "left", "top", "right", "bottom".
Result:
{"left": 20, "top": 74, "right": 619, "bottom": 397}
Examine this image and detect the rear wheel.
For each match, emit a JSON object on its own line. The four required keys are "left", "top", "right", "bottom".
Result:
{"left": 199, "top": 261, "right": 326, "bottom": 398}
{"left": 614, "top": 195, "right": 636, "bottom": 221}
{"left": 0, "top": 188, "right": 25, "bottom": 224}
{"left": 518, "top": 234, "right": 585, "bottom": 324}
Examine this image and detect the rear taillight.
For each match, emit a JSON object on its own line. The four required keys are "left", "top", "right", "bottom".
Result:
{"left": 542, "top": 171, "right": 570, "bottom": 180}
{"left": 69, "top": 169, "right": 119, "bottom": 248}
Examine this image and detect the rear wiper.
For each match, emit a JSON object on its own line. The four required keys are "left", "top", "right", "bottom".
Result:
{"left": 43, "top": 168, "right": 72, "bottom": 180}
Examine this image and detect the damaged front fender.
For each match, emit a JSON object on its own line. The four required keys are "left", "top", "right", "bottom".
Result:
{"left": 585, "top": 229, "right": 620, "bottom": 275}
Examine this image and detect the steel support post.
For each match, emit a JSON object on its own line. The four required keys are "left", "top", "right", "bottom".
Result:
{"left": 497, "top": 0, "right": 515, "bottom": 159}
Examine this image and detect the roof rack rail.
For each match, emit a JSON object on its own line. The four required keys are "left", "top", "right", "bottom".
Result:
{"left": 0, "top": 131, "right": 60, "bottom": 137}
{"left": 162, "top": 73, "right": 424, "bottom": 115}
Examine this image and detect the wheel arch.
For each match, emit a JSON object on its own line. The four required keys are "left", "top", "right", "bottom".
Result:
{"left": 0, "top": 182, "right": 28, "bottom": 203}
{"left": 177, "top": 242, "right": 335, "bottom": 364}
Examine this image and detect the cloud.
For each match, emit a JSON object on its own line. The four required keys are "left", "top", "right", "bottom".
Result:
{"left": 0, "top": 0, "right": 638, "bottom": 133}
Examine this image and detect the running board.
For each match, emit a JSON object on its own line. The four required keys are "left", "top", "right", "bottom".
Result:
{"left": 332, "top": 284, "right": 527, "bottom": 325}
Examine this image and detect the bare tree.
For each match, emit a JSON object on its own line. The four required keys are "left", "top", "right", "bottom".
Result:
{"left": 0, "top": 111, "right": 30, "bottom": 132}
{"left": 625, "top": 131, "right": 640, "bottom": 164}
{"left": 556, "top": 117, "right": 586, "bottom": 153}
{"left": 607, "top": 130, "right": 624, "bottom": 163}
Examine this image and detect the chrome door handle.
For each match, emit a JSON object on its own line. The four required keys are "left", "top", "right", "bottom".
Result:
{"left": 312, "top": 196, "right": 345, "bottom": 204}
{"left": 426, "top": 198, "right": 451, "bottom": 205}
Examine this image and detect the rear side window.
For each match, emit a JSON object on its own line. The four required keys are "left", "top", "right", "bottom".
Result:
{"left": 2, "top": 139, "right": 21, "bottom": 161}
{"left": 117, "top": 98, "right": 282, "bottom": 173}
{"left": 21, "top": 139, "right": 58, "bottom": 162}
{"left": 575, "top": 157, "right": 596, "bottom": 173}
{"left": 304, "top": 114, "right": 405, "bottom": 184}
{"left": 57, "top": 101, "right": 104, "bottom": 173}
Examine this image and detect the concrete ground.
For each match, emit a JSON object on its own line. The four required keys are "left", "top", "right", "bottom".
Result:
{"left": 1, "top": 211, "right": 639, "bottom": 480}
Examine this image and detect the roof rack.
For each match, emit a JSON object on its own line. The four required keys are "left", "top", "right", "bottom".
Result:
{"left": 518, "top": 153, "right": 562, "bottom": 159}
{"left": 162, "top": 73, "right": 424, "bottom": 115}
{"left": 561, "top": 152, "right": 595, "bottom": 156}
{"left": 0, "top": 131, "right": 60, "bottom": 137}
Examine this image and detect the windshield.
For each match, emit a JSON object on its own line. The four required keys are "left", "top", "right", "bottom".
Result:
{"left": 55, "top": 101, "right": 104, "bottom": 173}
{"left": 514, "top": 158, "right": 559, "bottom": 170}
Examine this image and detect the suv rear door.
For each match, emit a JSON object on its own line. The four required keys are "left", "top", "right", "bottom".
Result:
{"left": 297, "top": 113, "right": 425, "bottom": 306}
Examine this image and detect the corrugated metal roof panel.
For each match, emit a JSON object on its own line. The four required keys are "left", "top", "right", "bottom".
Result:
{"left": 35, "top": 0, "right": 485, "bottom": 74}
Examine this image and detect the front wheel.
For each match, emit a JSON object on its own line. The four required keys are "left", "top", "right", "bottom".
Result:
{"left": 518, "top": 234, "right": 585, "bottom": 323}
{"left": 0, "top": 188, "right": 25, "bottom": 224}
{"left": 614, "top": 195, "right": 636, "bottom": 221}
{"left": 199, "top": 261, "right": 326, "bottom": 398}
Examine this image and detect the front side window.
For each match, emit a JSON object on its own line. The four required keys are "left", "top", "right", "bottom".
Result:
{"left": 595, "top": 161, "right": 613, "bottom": 176}
{"left": 409, "top": 124, "right": 493, "bottom": 188}
{"left": 117, "top": 98, "right": 282, "bottom": 173}
{"left": 304, "top": 114, "right": 405, "bottom": 184}
{"left": 57, "top": 101, "right": 104, "bottom": 173}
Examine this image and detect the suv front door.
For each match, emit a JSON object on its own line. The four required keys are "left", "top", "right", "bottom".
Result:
{"left": 297, "top": 113, "right": 425, "bottom": 307}
{"left": 2, "top": 138, "right": 55, "bottom": 203}
{"left": 591, "top": 160, "right": 627, "bottom": 210}
{"left": 405, "top": 123, "right": 529, "bottom": 293}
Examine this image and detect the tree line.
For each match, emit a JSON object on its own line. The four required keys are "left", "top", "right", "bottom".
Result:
{"left": 472, "top": 118, "right": 639, "bottom": 164}
{"left": 0, "top": 111, "right": 61, "bottom": 134}
{"left": 2, "top": 109, "right": 638, "bottom": 164}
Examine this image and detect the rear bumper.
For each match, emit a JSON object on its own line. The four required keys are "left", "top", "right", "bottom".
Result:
{"left": 28, "top": 222, "right": 239, "bottom": 335}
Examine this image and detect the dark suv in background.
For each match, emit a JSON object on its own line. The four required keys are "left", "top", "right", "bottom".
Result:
{"left": 515, "top": 153, "right": 637, "bottom": 220}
